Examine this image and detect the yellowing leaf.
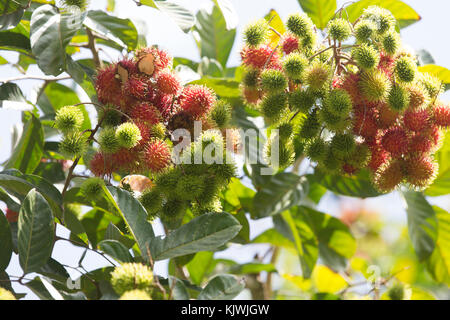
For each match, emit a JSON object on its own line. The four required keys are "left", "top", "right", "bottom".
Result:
{"left": 419, "top": 64, "right": 450, "bottom": 86}
{"left": 282, "top": 274, "right": 312, "bottom": 291}
{"left": 312, "top": 265, "right": 347, "bottom": 293}
{"left": 392, "top": 257, "right": 417, "bottom": 284}
{"left": 264, "top": 10, "right": 285, "bottom": 48}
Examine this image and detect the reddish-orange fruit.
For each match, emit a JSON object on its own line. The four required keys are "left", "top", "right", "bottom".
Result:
{"left": 89, "top": 152, "right": 114, "bottom": 177}
{"left": 281, "top": 34, "right": 299, "bottom": 54}
{"left": 378, "top": 51, "right": 395, "bottom": 77}
{"left": 377, "top": 102, "right": 399, "bottom": 128}
{"left": 381, "top": 127, "right": 409, "bottom": 157}
{"left": 405, "top": 155, "right": 437, "bottom": 189}
{"left": 404, "top": 108, "right": 430, "bottom": 132}
{"left": 374, "top": 159, "right": 405, "bottom": 192}
{"left": 409, "top": 133, "right": 434, "bottom": 154}
{"left": 5, "top": 208, "right": 19, "bottom": 223}
{"left": 95, "top": 63, "right": 122, "bottom": 106}
{"left": 240, "top": 44, "right": 281, "bottom": 70}
{"left": 123, "top": 75, "right": 149, "bottom": 100}
{"left": 342, "top": 163, "right": 358, "bottom": 175}
{"left": 242, "top": 86, "right": 262, "bottom": 105}
{"left": 339, "top": 73, "right": 362, "bottom": 105}
{"left": 353, "top": 109, "right": 378, "bottom": 138}
{"left": 368, "top": 144, "right": 389, "bottom": 172}
{"left": 433, "top": 104, "right": 450, "bottom": 127}
{"left": 143, "top": 139, "right": 172, "bottom": 173}
{"left": 155, "top": 70, "right": 182, "bottom": 95}
{"left": 130, "top": 103, "right": 161, "bottom": 125}
{"left": 118, "top": 57, "right": 138, "bottom": 76}
{"left": 133, "top": 121, "right": 151, "bottom": 150}
{"left": 180, "top": 85, "right": 216, "bottom": 119}
{"left": 112, "top": 148, "right": 138, "bottom": 172}
{"left": 135, "top": 47, "right": 173, "bottom": 75}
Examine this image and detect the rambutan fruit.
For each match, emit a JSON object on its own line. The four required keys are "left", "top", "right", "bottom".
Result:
{"left": 319, "top": 108, "right": 351, "bottom": 133}
{"left": 60, "top": 0, "right": 90, "bottom": 11}
{"left": 378, "top": 51, "right": 396, "bottom": 76}
{"left": 359, "top": 70, "right": 390, "bottom": 102}
{"left": 305, "top": 137, "right": 327, "bottom": 162}
{"left": 339, "top": 73, "right": 362, "bottom": 104}
{"left": 243, "top": 19, "right": 268, "bottom": 47}
{"left": 277, "top": 122, "right": 294, "bottom": 142}
{"left": 242, "top": 86, "right": 262, "bottom": 105}
{"left": 409, "top": 133, "right": 434, "bottom": 154}
{"left": 330, "top": 133, "right": 356, "bottom": 157}
{"left": 154, "top": 167, "right": 182, "bottom": 195}
{"left": 143, "top": 139, "right": 172, "bottom": 173}
{"left": 180, "top": 85, "right": 216, "bottom": 119}
{"left": 191, "top": 196, "right": 222, "bottom": 216}
{"left": 293, "top": 136, "right": 306, "bottom": 158}
{"left": 240, "top": 44, "right": 281, "bottom": 70}
{"left": 116, "top": 122, "right": 142, "bottom": 149}
{"left": 161, "top": 198, "right": 186, "bottom": 224}
{"left": 59, "top": 133, "right": 88, "bottom": 158}
{"left": 288, "top": 89, "right": 316, "bottom": 113}
{"left": 368, "top": 144, "right": 390, "bottom": 172}
{"left": 95, "top": 63, "right": 122, "bottom": 106}
{"left": 374, "top": 159, "right": 405, "bottom": 192}
{"left": 110, "top": 263, "right": 153, "bottom": 296}
{"left": 224, "top": 128, "right": 242, "bottom": 154}
{"left": 135, "top": 47, "right": 173, "bottom": 75}
{"left": 264, "top": 138, "right": 295, "bottom": 170}
{"left": 353, "top": 109, "right": 378, "bottom": 138}
{"left": 286, "top": 13, "right": 315, "bottom": 39}
{"left": 354, "top": 20, "right": 376, "bottom": 43}
{"left": 432, "top": 103, "right": 450, "bottom": 127}
{"left": 89, "top": 152, "right": 113, "bottom": 176}
{"left": 304, "top": 61, "right": 330, "bottom": 91}
{"left": 320, "top": 148, "right": 342, "bottom": 173}
{"left": 298, "top": 110, "right": 320, "bottom": 140}
{"left": 260, "top": 92, "right": 287, "bottom": 123}
{"left": 167, "top": 110, "right": 195, "bottom": 135}
{"left": 327, "top": 18, "right": 352, "bottom": 42}
{"left": 260, "top": 69, "right": 287, "bottom": 93}
{"left": 139, "top": 189, "right": 162, "bottom": 219}
{"left": 418, "top": 72, "right": 443, "bottom": 99}
{"left": 209, "top": 100, "right": 231, "bottom": 129}
{"left": 282, "top": 52, "right": 308, "bottom": 80}
{"left": 149, "top": 123, "right": 166, "bottom": 140}
{"left": 98, "top": 107, "right": 123, "bottom": 127}
{"left": 404, "top": 108, "right": 430, "bottom": 132}
{"left": 154, "top": 70, "right": 181, "bottom": 95}
{"left": 381, "top": 127, "right": 409, "bottom": 157}
{"left": 117, "top": 57, "right": 138, "bottom": 76}
{"left": 119, "top": 290, "right": 151, "bottom": 301}
{"left": 352, "top": 44, "right": 380, "bottom": 70}
{"left": 406, "top": 83, "right": 430, "bottom": 109}
{"left": 98, "top": 127, "right": 120, "bottom": 153}
{"left": 175, "top": 175, "right": 205, "bottom": 201}
{"left": 111, "top": 148, "right": 138, "bottom": 172}
{"left": 405, "top": 155, "right": 438, "bottom": 189}
{"left": 54, "top": 105, "right": 84, "bottom": 135}
{"left": 281, "top": 33, "right": 299, "bottom": 54}
{"left": 242, "top": 68, "right": 260, "bottom": 88}
{"left": 130, "top": 102, "right": 161, "bottom": 126}
{"left": 123, "top": 75, "right": 149, "bottom": 100}
{"left": 387, "top": 84, "right": 410, "bottom": 111}
{"left": 81, "top": 177, "right": 105, "bottom": 201}
{"left": 362, "top": 6, "right": 396, "bottom": 35}
{"left": 382, "top": 31, "right": 400, "bottom": 55}
{"left": 377, "top": 102, "right": 399, "bottom": 128}
{"left": 134, "top": 121, "right": 151, "bottom": 149}
{"left": 324, "top": 88, "right": 352, "bottom": 116}
{"left": 395, "top": 56, "right": 416, "bottom": 83}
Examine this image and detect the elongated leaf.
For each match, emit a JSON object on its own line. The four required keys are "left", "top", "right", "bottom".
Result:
{"left": 39, "top": 257, "right": 70, "bottom": 283}
{"left": 150, "top": 212, "right": 241, "bottom": 261}
{"left": 191, "top": 77, "right": 240, "bottom": 99}
{"left": 251, "top": 172, "right": 308, "bottom": 219}
{"left": 5, "top": 115, "right": 44, "bottom": 174}
{"left": 98, "top": 240, "right": 133, "bottom": 263}
{"left": 229, "top": 263, "right": 277, "bottom": 275}
{"left": 0, "top": 83, "right": 32, "bottom": 110}
{"left": 18, "top": 189, "right": 55, "bottom": 274}
{"left": 105, "top": 186, "right": 154, "bottom": 261}
{"left": 426, "top": 131, "right": 450, "bottom": 196}
{"left": 186, "top": 251, "right": 214, "bottom": 285}
{"left": 401, "top": 190, "right": 438, "bottom": 260}
{"left": 0, "top": 21, "right": 31, "bottom": 53}
{"left": 297, "top": 0, "right": 337, "bottom": 30}
{"left": 198, "top": 274, "right": 244, "bottom": 300}
{"left": 155, "top": 2, "right": 195, "bottom": 33}
{"left": 0, "top": 211, "right": 13, "bottom": 271}
{"left": 0, "top": 0, "right": 28, "bottom": 31}
{"left": 104, "top": 222, "right": 135, "bottom": 249}
{"left": 30, "top": 5, "right": 86, "bottom": 75}
{"left": 65, "top": 56, "right": 96, "bottom": 98}
{"left": 213, "top": 0, "right": 238, "bottom": 30}
{"left": 265, "top": 9, "right": 286, "bottom": 47}
{"left": 195, "top": 5, "right": 236, "bottom": 67}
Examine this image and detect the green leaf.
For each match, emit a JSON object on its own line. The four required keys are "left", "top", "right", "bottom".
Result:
{"left": 5, "top": 115, "right": 44, "bottom": 174}
{"left": 105, "top": 186, "right": 155, "bottom": 261}
{"left": 212, "top": 0, "right": 238, "bottom": 30}
{"left": 84, "top": 10, "right": 138, "bottom": 51}
{"left": 0, "top": 21, "right": 31, "bottom": 53}
{"left": 79, "top": 209, "right": 122, "bottom": 248}
{"left": 0, "top": 83, "right": 32, "bottom": 110}
{"left": 343, "top": 0, "right": 421, "bottom": 29}
{"left": 297, "top": 0, "right": 337, "bottom": 30}
{"left": 195, "top": 5, "right": 236, "bottom": 67}
{"left": 98, "top": 240, "right": 133, "bottom": 263}
{"left": 39, "top": 257, "right": 70, "bottom": 283}
{"left": 401, "top": 190, "right": 438, "bottom": 260}
{"left": 426, "top": 131, "right": 450, "bottom": 196}
{"left": 65, "top": 57, "right": 96, "bottom": 98}
{"left": 150, "top": 212, "right": 241, "bottom": 261}
{"left": 30, "top": 5, "right": 86, "bottom": 75}
{"left": 154, "top": 1, "right": 195, "bottom": 33}
{"left": 186, "top": 251, "right": 214, "bottom": 285}
{"left": 0, "top": 210, "right": 13, "bottom": 272}
{"left": 104, "top": 222, "right": 135, "bottom": 249}
{"left": 426, "top": 207, "right": 450, "bottom": 285}
{"left": 0, "top": 0, "right": 28, "bottom": 31}
{"left": 18, "top": 189, "right": 55, "bottom": 274}
{"left": 198, "top": 274, "right": 244, "bottom": 300}
{"left": 251, "top": 172, "right": 308, "bottom": 219}
{"left": 252, "top": 228, "right": 296, "bottom": 249}
{"left": 190, "top": 78, "right": 240, "bottom": 98}
{"left": 418, "top": 64, "right": 450, "bottom": 91}
{"left": 229, "top": 263, "right": 277, "bottom": 275}
{"left": 315, "top": 169, "right": 381, "bottom": 198}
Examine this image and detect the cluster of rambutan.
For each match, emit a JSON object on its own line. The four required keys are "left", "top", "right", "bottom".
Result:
{"left": 239, "top": 6, "right": 450, "bottom": 192}
{"left": 55, "top": 46, "right": 238, "bottom": 225}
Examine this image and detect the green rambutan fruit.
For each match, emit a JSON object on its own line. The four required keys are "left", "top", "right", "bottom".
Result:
{"left": 327, "top": 18, "right": 352, "bottom": 41}
{"left": 305, "top": 137, "right": 327, "bottom": 162}
{"left": 120, "top": 289, "right": 152, "bottom": 300}
{"left": 99, "top": 107, "right": 122, "bottom": 127}
{"left": 243, "top": 19, "right": 268, "bottom": 47}
{"left": 330, "top": 133, "right": 356, "bottom": 157}
{"left": 359, "top": 70, "right": 391, "bottom": 102}
{"left": 304, "top": 61, "right": 330, "bottom": 91}
{"left": 191, "top": 196, "right": 222, "bottom": 216}
{"left": 406, "top": 83, "right": 430, "bottom": 109}
{"left": 418, "top": 72, "right": 444, "bottom": 99}
{"left": 324, "top": 89, "right": 352, "bottom": 116}
{"left": 388, "top": 84, "right": 410, "bottom": 111}
{"left": 260, "top": 92, "right": 287, "bottom": 122}
{"left": 54, "top": 105, "right": 84, "bottom": 135}
{"left": 210, "top": 155, "right": 237, "bottom": 184}
{"left": 387, "top": 283, "right": 404, "bottom": 300}
{"left": 298, "top": 109, "right": 320, "bottom": 140}
{"left": 354, "top": 20, "right": 376, "bottom": 43}
{"left": 260, "top": 69, "right": 287, "bottom": 93}
{"left": 286, "top": 13, "right": 315, "bottom": 39}
{"left": 98, "top": 127, "right": 120, "bottom": 153}
{"left": 293, "top": 136, "right": 306, "bottom": 158}
{"left": 149, "top": 123, "right": 166, "bottom": 140}
{"left": 374, "top": 159, "right": 405, "bottom": 193}
{"left": 395, "top": 56, "right": 417, "bottom": 83}
{"left": 346, "top": 143, "right": 370, "bottom": 168}
{"left": 288, "top": 89, "right": 316, "bottom": 113}
{"left": 362, "top": 6, "right": 396, "bottom": 35}
{"left": 80, "top": 177, "right": 105, "bottom": 201}
{"left": 282, "top": 52, "right": 308, "bottom": 80}
{"left": 139, "top": 189, "right": 163, "bottom": 219}
{"left": 320, "top": 148, "right": 342, "bottom": 173}
{"left": 242, "top": 68, "right": 260, "bottom": 88}
{"left": 175, "top": 175, "right": 205, "bottom": 201}
{"left": 318, "top": 108, "right": 351, "bottom": 133}
{"left": 264, "top": 138, "right": 295, "bottom": 170}
{"left": 196, "top": 177, "right": 220, "bottom": 206}
{"left": 196, "top": 129, "right": 224, "bottom": 158}
{"left": 59, "top": 133, "right": 88, "bottom": 158}
{"left": 382, "top": 31, "right": 400, "bottom": 55}
{"left": 210, "top": 100, "right": 232, "bottom": 129}
{"left": 352, "top": 44, "right": 380, "bottom": 70}
{"left": 60, "top": 0, "right": 90, "bottom": 11}
{"left": 277, "top": 122, "right": 294, "bottom": 142}
{"left": 154, "top": 167, "right": 182, "bottom": 195}
{"left": 116, "top": 122, "right": 142, "bottom": 149}
{"left": 405, "top": 155, "right": 438, "bottom": 190}
{"left": 161, "top": 198, "right": 186, "bottom": 222}
{"left": 110, "top": 263, "right": 153, "bottom": 296}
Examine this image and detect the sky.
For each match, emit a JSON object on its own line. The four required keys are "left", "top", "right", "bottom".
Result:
{"left": 1, "top": 0, "right": 450, "bottom": 299}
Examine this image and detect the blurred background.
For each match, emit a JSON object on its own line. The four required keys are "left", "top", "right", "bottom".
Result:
{"left": 1, "top": 0, "right": 449, "bottom": 299}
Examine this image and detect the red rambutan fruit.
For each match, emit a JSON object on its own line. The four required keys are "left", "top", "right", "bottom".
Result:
{"left": 95, "top": 63, "right": 122, "bottom": 106}
{"left": 133, "top": 121, "right": 151, "bottom": 150}
{"left": 89, "top": 152, "right": 114, "bottom": 177}
{"left": 353, "top": 109, "right": 378, "bottom": 138}
{"left": 242, "top": 86, "right": 262, "bottom": 105}
{"left": 123, "top": 75, "right": 149, "bottom": 100}
{"left": 433, "top": 104, "right": 450, "bottom": 127}
{"left": 378, "top": 51, "right": 395, "bottom": 77}
{"left": 368, "top": 144, "right": 390, "bottom": 172}
{"left": 143, "top": 139, "right": 172, "bottom": 173}
{"left": 130, "top": 102, "right": 161, "bottom": 125}
{"left": 405, "top": 155, "right": 438, "bottom": 189}
{"left": 377, "top": 102, "right": 399, "bottom": 128}
{"left": 409, "top": 133, "right": 434, "bottom": 154}
{"left": 155, "top": 69, "right": 182, "bottom": 95}
{"left": 180, "top": 85, "right": 216, "bottom": 119}
{"left": 403, "top": 108, "right": 430, "bottom": 132}
{"left": 281, "top": 33, "right": 299, "bottom": 54}
{"left": 135, "top": 47, "right": 173, "bottom": 76}
{"left": 240, "top": 44, "right": 281, "bottom": 70}
{"left": 381, "top": 127, "right": 409, "bottom": 157}
{"left": 339, "top": 73, "right": 362, "bottom": 105}
{"left": 374, "top": 159, "right": 405, "bottom": 192}
{"left": 118, "top": 57, "right": 138, "bottom": 76}
{"left": 112, "top": 148, "right": 139, "bottom": 172}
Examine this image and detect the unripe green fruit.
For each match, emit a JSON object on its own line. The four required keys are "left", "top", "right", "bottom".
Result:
{"left": 210, "top": 157, "right": 237, "bottom": 184}
{"left": 120, "top": 289, "right": 152, "bottom": 300}
{"left": 382, "top": 31, "right": 400, "bottom": 55}
{"left": 150, "top": 123, "right": 166, "bottom": 140}
{"left": 54, "top": 105, "right": 84, "bottom": 135}
{"left": 282, "top": 52, "right": 308, "bottom": 80}
{"left": 300, "top": 31, "right": 317, "bottom": 49}
{"left": 116, "top": 122, "right": 142, "bottom": 149}
{"left": 288, "top": 89, "right": 316, "bottom": 113}
{"left": 196, "top": 130, "right": 224, "bottom": 159}
{"left": 395, "top": 56, "right": 416, "bottom": 83}
{"left": 277, "top": 122, "right": 294, "bottom": 142}
{"left": 99, "top": 107, "right": 122, "bottom": 127}
{"left": 139, "top": 189, "right": 163, "bottom": 219}
{"left": 352, "top": 44, "right": 380, "bottom": 70}
{"left": 320, "top": 148, "right": 342, "bottom": 173}
{"left": 362, "top": 6, "right": 396, "bottom": 35}
{"left": 388, "top": 84, "right": 410, "bottom": 111}
{"left": 154, "top": 168, "right": 182, "bottom": 195}
{"left": 98, "top": 127, "right": 120, "bottom": 153}
{"left": 81, "top": 177, "right": 105, "bottom": 200}
{"left": 260, "top": 69, "right": 287, "bottom": 93}
{"left": 298, "top": 110, "right": 320, "bottom": 140}
{"left": 387, "top": 283, "right": 404, "bottom": 300}
{"left": 161, "top": 198, "right": 186, "bottom": 222}
{"left": 293, "top": 136, "right": 306, "bottom": 158}
{"left": 210, "top": 100, "right": 231, "bottom": 128}
{"left": 260, "top": 92, "right": 287, "bottom": 123}
{"left": 286, "top": 13, "right": 314, "bottom": 39}
{"left": 62, "top": 0, "right": 90, "bottom": 11}
{"left": 191, "top": 196, "right": 222, "bottom": 216}
{"left": 304, "top": 61, "right": 330, "bottom": 91}
{"left": 347, "top": 144, "right": 370, "bottom": 168}
{"left": 330, "top": 133, "right": 356, "bottom": 157}
{"left": 359, "top": 70, "right": 391, "bottom": 102}
{"left": 305, "top": 137, "right": 327, "bottom": 162}
{"left": 318, "top": 108, "right": 351, "bottom": 132}
{"left": 327, "top": 18, "right": 352, "bottom": 41}
{"left": 175, "top": 175, "right": 205, "bottom": 200}
{"left": 196, "top": 177, "right": 220, "bottom": 206}
{"left": 324, "top": 89, "right": 352, "bottom": 116}
{"left": 59, "top": 133, "right": 88, "bottom": 158}
{"left": 264, "top": 138, "right": 294, "bottom": 170}
{"left": 418, "top": 73, "right": 443, "bottom": 99}
{"left": 110, "top": 263, "right": 153, "bottom": 296}
{"left": 243, "top": 19, "right": 268, "bottom": 46}
{"left": 242, "top": 68, "right": 260, "bottom": 88}
{"left": 354, "top": 20, "right": 376, "bottom": 43}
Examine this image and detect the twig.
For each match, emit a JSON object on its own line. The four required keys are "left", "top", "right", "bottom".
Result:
{"left": 0, "top": 75, "right": 71, "bottom": 84}
{"left": 86, "top": 28, "right": 102, "bottom": 69}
